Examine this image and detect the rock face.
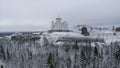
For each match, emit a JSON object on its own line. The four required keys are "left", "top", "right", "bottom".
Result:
{"left": 0, "top": 35, "right": 120, "bottom": 68}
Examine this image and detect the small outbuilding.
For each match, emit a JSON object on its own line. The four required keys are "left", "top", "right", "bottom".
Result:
{"left": 81, "top": 27, "right": 89, "bottom": 36}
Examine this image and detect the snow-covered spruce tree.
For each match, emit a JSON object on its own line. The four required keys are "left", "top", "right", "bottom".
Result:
{"left": 0, "top": 45, "right": 6, "bottom": 60}
{"left": 92, "top": 46, "right": 99, "bottom": 68}
{"left": 66, "top": 57, "right": 71, "bottom": 68}
{"left": 47, "top": 53, "right": 54, "bottom": 68}
{"left": 6, "top": 48, "right": 10, "bottom": 61}
{"left": 80, "top": 49, "right": 86, "bottom": 68}
{"left": 113, "top": 42, "right": 120, "bottom": 66}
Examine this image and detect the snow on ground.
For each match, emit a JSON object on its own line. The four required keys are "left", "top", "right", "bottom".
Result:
{"left": 1, "top": 30, "right": 120, "bottom": 45}
{"left": 46, "top": 32, "right": 84, "bottom": 43}
{"left": 89, "top": 30, "right": 120, "bottom": 44}
{"left": 103, "top": 36, "right": 120, "bottom": 45}
{"left": 45, "top": 31, "right": 120, "bottom": 45}
{"left": 49, "top": 32, "right": 83, "bottom": 37}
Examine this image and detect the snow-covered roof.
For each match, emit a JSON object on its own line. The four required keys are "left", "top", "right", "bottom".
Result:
{"left": 49, "top": 32, "right": 83, "bottom": 37}
{"left": 90, "top": 30, "right": 114, "bottom": 33}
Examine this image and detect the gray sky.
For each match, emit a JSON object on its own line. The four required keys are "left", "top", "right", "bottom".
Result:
{"left": 0, "top": 0, "right": 120, "bottom": 32}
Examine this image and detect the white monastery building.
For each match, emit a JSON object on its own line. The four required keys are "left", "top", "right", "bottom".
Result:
{"left": 50, "top": 17, "right": 69, "bottom": 32}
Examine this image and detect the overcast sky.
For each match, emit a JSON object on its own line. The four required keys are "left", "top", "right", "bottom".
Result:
{"left": 0, "top": 0, "right": 120, "bottom": 32}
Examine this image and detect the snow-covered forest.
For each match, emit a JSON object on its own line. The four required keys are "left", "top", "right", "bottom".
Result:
{"left": 0, "top": 32, "right": 120, "bottom": 68}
